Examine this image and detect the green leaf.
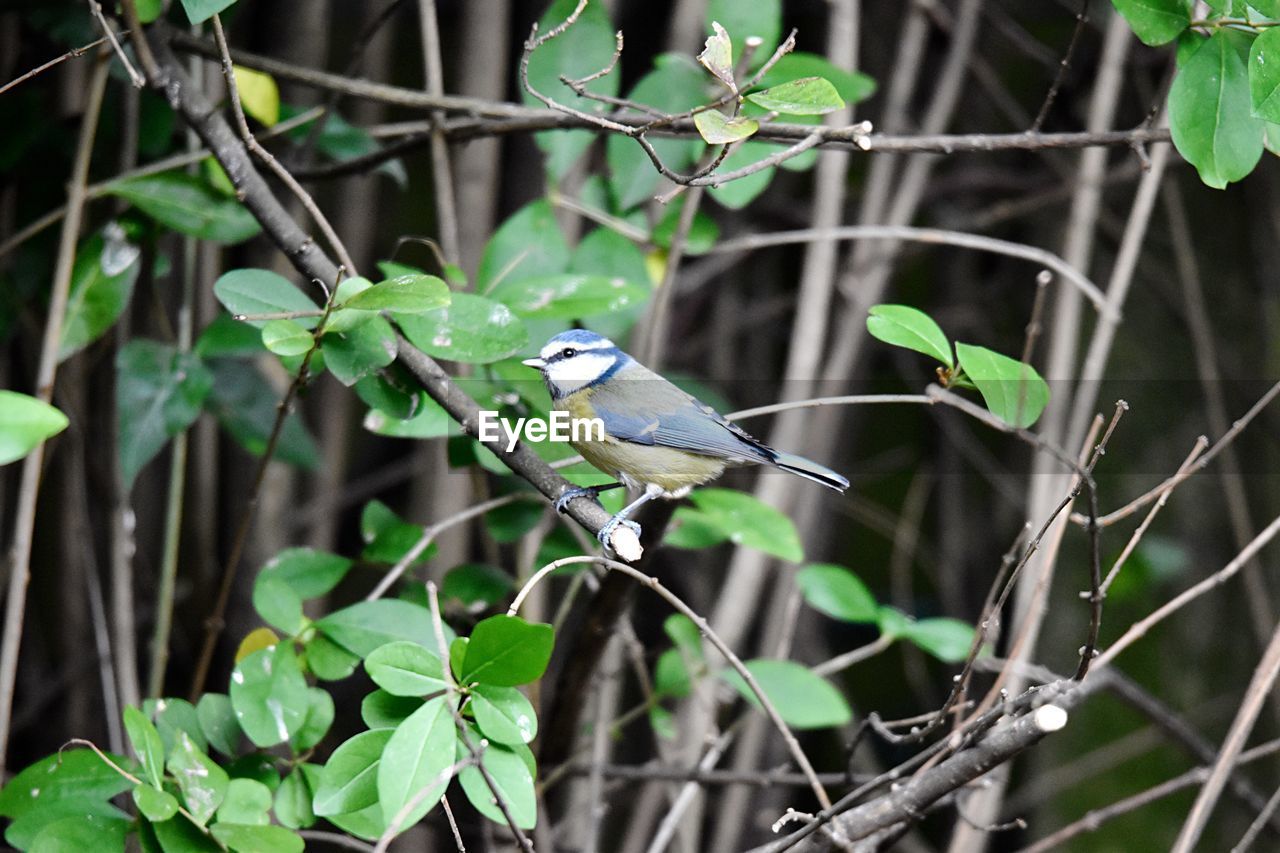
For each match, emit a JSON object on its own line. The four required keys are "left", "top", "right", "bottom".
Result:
{"left": 205, "top": 359, "right": 320, "bottom": 470}
{"left": 752, "top": 52, "right": 875, "bottom": 107}
{"left": 232, "top": 66, "right": 279, "bottom": 127}
{"left": 654, "top": 649, "right": 693, "bottom": 697}
{"left": 194, "top": 314, "right": 262, "bottom": 358}
{"left": 291, "top": 688, "right": 335, "bottom": 753}
{"left": 362, "top": 691, "right": 424, "bottom": 729}
{"left": 60, "top": 229, "right": 139, "bottom": 361}
{"left": 458, "top": 738, "right": 537, "bottom": 829}
{"left": 1111, "top": 0, "right": 1190, "bottom": 46}
{"left": 196, "top": 694, "right": 241, "bottom": 757}
{"left": 746, "top": 77, "right": 845, "bottom": 115}
{"left": 167, "top": 732, "right": 229, "bottom": 826}
{"left": 322, "top": 277, "right": 376, "bottom": 334}
{"left": 901, "top": 617, "right": 975, "bottom": 663}
{"left": 460, "top": 615, "right": 555, "bottom": 687}
{"left": 665, "top": 614, "right": 703, "bottom": 658}
{"left": 117, "top": 340, "right": 214, "bottom": 489}
{"left": 707, "top": 0, "right": 781, "bottom": 64}
{"left": 273, "top": 765, "right": 320, "bottom": 830}
{"left": 359, "top": 500, "right": 437, "bottom": 565}
{"left": 0, "top": 391, "right": 68, "bottom": 466}
{"left": 682, "top": 488, "right": 803, "bottom": 562}
{"left": 876, "top": 605, "right": 912, "bottom": 639}
{"left": 693, "top": 110, "right": 760, "bottom": 143}
{"left": 796, "top": 564, "right": 878, "bottom": 623}
{"left": 471, "top": 685, "right": 538, "bottom": 745}
{"left": 723, "top": 659, "right": 853, "bottom": 729}
{"left": 317, "top": 600, "right": 450, "bottom": 658}
{"left": 1250, "top": 27, "right": 1280, "bottom": 122}
{"left": 212, "top": 269, "right": 320, "bottom": 329}
{"left": 954, "top": 342, "right": 1050, "bottom": 428}
{"left": 1170, "top": 30, "right": 1264, "bottom": 188}
{"left": 0, "top": 750, "right": 132, "bottom": 844}
{"left": 313, "top": 729, "right": 393, "bottom": 816}
{"left": 258, "top": 547, "right": 353, "bottom": 600}
{"left": 132, "top": 785, "right": 179, "bottom": 823}
{"left": 251, "top": 576, "right": 303, "bottom": 635}
{"left": 225, "top": 754, "right": 281, "bottom": 793}
{"left": 866, "top": 304, "right": 954, "bottom": 368}
{"left": 216, "top": 778, "right": 272, "bottom": 825}
{"left": 698, "top": 22, "right": 736, "bottom": 90}
{"left": 322, "top": 315, "right": 397, "bottom": 386}
{"left": 144, "top": 697, "right": 207, "bottom": 755}
{"left": 305, "top": 633, "right": 360, "bottom": 681}
{"left": 341, "top": 274, "right": 450, "bottom": 313}
{"left": 397, "top": 292, "right": 528, "bottom": 364}
{"left": 377, "top": 696, "right": 456, "bottom": 826}
{"left": 442, "top": 563, "right": 515, "bottom": 608}
{"left": 29, "top": 814, "right": 129, "bottom": 853}
{"left": 134, "top": 0, "right": 163, "bottom": 22}
{"left": 705, "top": 140, "right": 776, "bottom": 209}
{"left": 477, "top": 200, "right": 570, "bottom": 291}
{"left": 123, "top": 706, "right": 165, "bottom": 788}
{"left": 260, "top": 320, "right": 313, "bottom": 357}
{"left": 229, "top": 644, "right": 310, "bottom": 748}
{"left": 490, "top": 273, "right": 649, "bottom": 319}
{"left": 652, "top": 204, "right": 720, "bottom": 253}
{"left": 607, "top": 55, "right": 709, "bottom": 210}
{"left": 107, "top": 172, "right": 260, "bottom": 243}
{"left": 282, "top": 106, "right": 408, "bottom": 188}
{"left": 179, "top": 0, "right": 238, "bottom": 25}
{"left": 523, "top": 0, "right": 621, "bottom": 179}
{"left": 365, "top": 641, "right": 449, "bottom": 697}
{"left": 210, "top": 823, "right": 303, "bottom": 853}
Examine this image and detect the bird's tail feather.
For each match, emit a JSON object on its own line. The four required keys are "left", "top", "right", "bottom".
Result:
{"left": 770, "top": 451, "right": 849, "bottom": 492}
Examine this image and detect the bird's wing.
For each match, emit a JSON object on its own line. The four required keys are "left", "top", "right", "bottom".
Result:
{"left": 588, "top": 367, "right": 774, "bottom": 463}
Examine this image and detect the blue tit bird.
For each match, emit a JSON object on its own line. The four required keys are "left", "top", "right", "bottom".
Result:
{"left": 522, "top": 329, "right": 848, "bottom": 548}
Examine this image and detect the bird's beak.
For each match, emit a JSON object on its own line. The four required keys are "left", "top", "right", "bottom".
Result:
{"left": 522, "top": 357, "right": 546, "bottom": 369}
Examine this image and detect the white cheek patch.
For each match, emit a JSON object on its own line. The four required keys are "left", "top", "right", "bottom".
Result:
{"left": 546, "top": 353, "right": 616, "bottom": 391}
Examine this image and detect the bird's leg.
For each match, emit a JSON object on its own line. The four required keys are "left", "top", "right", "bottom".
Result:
{"left": 553, "top": 482, "right": 623, "bottom": 515}
{"left": 597, "top": 483, "right": 664, "bottom": 549}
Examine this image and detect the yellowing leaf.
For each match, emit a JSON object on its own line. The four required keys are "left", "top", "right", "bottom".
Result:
{"left": 233, "top": 66, "right": 280, "bottom": 127}
{"left": 235, "top": 627, "right": 279, "bottom": 663}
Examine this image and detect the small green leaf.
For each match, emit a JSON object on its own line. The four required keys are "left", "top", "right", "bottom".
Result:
{"left": 477, "top": 200, "right": 571, "bottom": 291}
{"left": 251, "top": 576, "right": 303, "bottom": 635}
{"left": 652, "top": 204, "right": 720, "bottom": 253}
{"left": 449, "top": 638, "right": 469, "bottom": 680}
{"left": 0, "top": 392, "right": 68, "bottom": 466}
{"left": 107, "top": 172, "right": 260, "bottom": 243}
{"left": 60, "top": 229, "right": 140, "bottom": 361}
{"left": 954, "top": 342, "right": 1050, "bottom": 428}
{"left": 205, "top": 360, "right": 320, "bottom": 470}
{"left": 0, "top": 751, "right": 132, "bottom": 849}
{"left": 179, "top": 0, "right": 237, "bottom": 25}
{"left": 123, "top": 706, "right": 165, "bottom": 788}
{"left": 1250, "top": 28, "right": 1280, "bottom": 122}
{"left": 752, "top": 52, "right": 876, "bottom": 107}
{"left": 167, "top": 732, "right": 229, "bottom": 826}
{"left": 291, "top": 688, "right": 335, "bottom": 752}
{"left": 144, "top": 697, "right": 207, "bottom": 755}
{"left": 132, "top": 785, "right": 178, "bottom": 822}
{"left": 723, "top": 660, "right": 852, "bottom": 729}
{"left": 460, "top": 615, "right": 555, "bottom": 687}
{"left": 797, "top": 564, "right": 878, "bottom": 623}
{"left": 194, "top": 314, "right": 262, "bottom": 358}
{"left": 216, "top": 777, "right": 272, "bottom": 825}
{"left": 746, "top": 77, "right": 845, "bottom": 115}
{"left": 313, "top": 729, "right": 393, "bottom": 816}
{"left": 258, "top": 547, "right": 353, "bottom": 600}
{"left": 698, "top": 21, "right": 736, "bottom": 90}
{"left": 362, "top": 691, "right": 424, "bottom": 730}
{"left": 377, "top": 696, "right": 456, "bottom": 827}
{"left": 260, "top": 320, "right": 313, "bottom": 357}
{"left": 229, "top": 645, "right": 310, "bottom": 748}
{"left": 365, "top": 641, "right": 449, "bottom": 697}
{"left": 490, "top": 274, "right": 649, "bottom": 319}
{"left": 866, "top": 304, "right": 954, "bottom": 368}
{"left": 876, "top": 606, "right": 912, "bottom": 639}
{"left": 693, "top": 110, "right": 760, "bottom": 143}
{"left": 317, "top": 600, "right": 451, "bottom": 658}
{"left": 654, "top": 649, "right": 693, "bottom": 698}
{"left": 397, "top": 292, "right": 528, "bottom": 364}
{"left": 471, "top": 685, "right": 538, "bottom": 745}
{"left": 341, "top": 274, "right": 450, "bottom": 313}
{"left": 1111, "top": 0, "right": 1190, "bottom": 46}
{"left": 232, "top": 66, "right": 280, "bottom": 127}
{"left": 213, "top": 269, "right": 320, "bottom": 328}
{"left": 305, "top": 633, "right": 360, "bottom": 681}
{"left": 117, "top": 341, "right": 213, "bottom": 489}
{"left": 196, "top": 694, "right": 241, "bottom": 757}
{"left": 705, "top": 140, "right": 776, "bottom": 209}
{"left": 359, "top": 500, "right": 437, "bottom": 565}
{"left": 458, "top": 739, "right": 537, "bottom": 829}
{"left": 273, "top": 765, "right": 320, "bottom": 830}
{"left": 682, "top": 488, "right": 803, "bottom": 562}
{"left": 1170, "top": 30, "right": 1264, "bottom": 188}
{"left": 901, "top": 617, "right": 975, "bottom": 663}
{"left": 322, "top": 315, "right": 397, "bottom": 386}
{"left": 210, "top": 823, "right": 303, "bottom": 853}
{"left": 664, "top": 614, "right": 703, "bottom": 660}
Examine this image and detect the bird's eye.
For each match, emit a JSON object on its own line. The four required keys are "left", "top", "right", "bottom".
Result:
{"left": 562, "top": 348, "right": 577, "bottom": 358}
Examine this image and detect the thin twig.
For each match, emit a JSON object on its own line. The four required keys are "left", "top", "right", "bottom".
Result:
{"left": 0, "top": 35, "right": 110, "bottom": 96}
{"left": 1232, "top": 781, "right": 1280, "bottom": 853}
{"left": 87, "top": 0, "right": 144, "bottom": 87}
{"left": 1028, "top": 0, "right": 1089, "bottom": 132}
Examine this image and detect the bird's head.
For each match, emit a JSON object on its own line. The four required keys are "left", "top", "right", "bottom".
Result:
{"left": 523, "top": 329, "right": 629, "bottom": 397}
